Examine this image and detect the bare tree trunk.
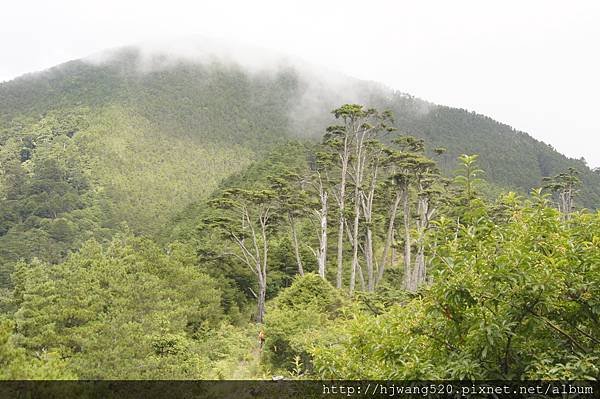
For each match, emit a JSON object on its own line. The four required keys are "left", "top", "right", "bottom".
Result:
{"left": 344, "top": 211, "right": 362, "bottom": 295}
{"left": 410, "top": 194, "right": 435, "bottom": 291}
{"left": 233, "top": 214, "right": 268, "bottom": 323}
{"left": 361, "top": 188, "right": 376, "bottom": 292}
{"left": 349, "top": 194, "right": 361, "bottom": 295}
{"left": 409, "top": 196, "right": 424, "bottom": 291}
{"left": 391, "top": 230, "right": 397, "bottom": 270}
{"left": 559, "top": 191, "right": 566, "bottom": 218}
{"left": 413, "top": 251, "right": 425, "bottom": 290}
{"left": 257, "top": 213, "right": 270, "bottom": 323}
{"left": 336, "top": 136, "right": 350, "bottom": 289}
{"left": 376, "top": 190, "right": 401, "bottom": 286}
{"left": 365, "top": 228, "right": 375, "bottom": 291}
{"left": 256, "top": 276, "right": 266, "bottom": 323}
{"left": 357, "top": 260, "right": 365, "bottom": 291}
{"left": 561, "top": 187, "right": 574, "bottom": 221}
{"left": 317, "top": 184, "right": 328, "bottom": 279}
{"left": 401, "top": 187, "right": 412, "bottom": 291}
{"left": 349, "top": 127, "right": 370, "bottom": 295}
{"left": 361, "top": 195, "right": 375, "bottom": 292}
{"left": 335, "top": 213, "right": 346, "bottom": 286}
{"left": 336, "top": 200, "right": 346, "bottom": 287}
{"left": 346, "top": 216, "right": 365, "bottom": 292}
{"left": 289, "top": 215, "right": 304, "bottom": 276}
{"left": 361, "top": 158, "right": 380, "bottom": 292}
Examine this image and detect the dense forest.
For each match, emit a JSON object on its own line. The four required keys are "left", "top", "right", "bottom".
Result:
{"left": 0, "top": 49, "right": 598, "bottom": 381}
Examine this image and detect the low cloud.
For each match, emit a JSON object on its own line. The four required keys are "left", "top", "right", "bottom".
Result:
{"left": 83, "top": 36, "right": 431, "bottom": 137}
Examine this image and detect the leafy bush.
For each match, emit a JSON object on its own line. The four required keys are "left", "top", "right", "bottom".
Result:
{"left": 273, "top": 273, "right": 344, "bottom": 313}
{"left": 311, "top": 197, "right": 600, "bottom": 380}
{"left": 264, "top": 274, "right": 345, "bottom": 375}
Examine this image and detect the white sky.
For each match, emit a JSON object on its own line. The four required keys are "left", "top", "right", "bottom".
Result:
{"left": 1, "top": 0, "right": 599, "bottom": 167}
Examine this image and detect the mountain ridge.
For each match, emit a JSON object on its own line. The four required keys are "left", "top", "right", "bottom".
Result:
{"left": 1, "top": 44, "right": 599, "bottom": 213}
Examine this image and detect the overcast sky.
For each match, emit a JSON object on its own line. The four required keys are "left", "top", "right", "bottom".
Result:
{"left": 1, "top": 0, "right": 598, "bottom": 167}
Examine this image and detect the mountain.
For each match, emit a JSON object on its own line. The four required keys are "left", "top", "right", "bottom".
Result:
{"left": 1, "top": 43, "right": 599, "bottom": 382}
{"left": 0, "top": 44, "right": 599, "bottom": 279}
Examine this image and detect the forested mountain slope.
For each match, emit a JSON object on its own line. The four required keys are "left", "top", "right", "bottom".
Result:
{"left": 2, "top": 47, "right": 598, "bottom": 206}
{"left": 0, "top": 45, "right": 598, "bottom": 279}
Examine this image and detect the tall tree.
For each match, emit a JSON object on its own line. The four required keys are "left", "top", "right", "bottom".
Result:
{"left": 375, "top": 169, "right": 402, "bottom": 286}
{"left": 388, "top": 136, "right": 426, "bottom": 290}
{"left": 359, "top": 140, "right": 386, "bottom": 291}
{"left": 270, "top": 168, "right": 309, "bottom": 276}
{"left": 408, "top": 162, "right": 440, "bottom": 292}
{"left": 208, "top": 188, "right": 278, "bottom": 323}
{"left": 323, "top": 117, "right": 352, "bottom": 289}
{"left": 307, "top": 151, "right": 331, "bottom": 279}
{"left": 543, "top": 167, "right": 581, "bottom": 221}
{"left": 342, "top": 106, "right": 394, "bottom": 294}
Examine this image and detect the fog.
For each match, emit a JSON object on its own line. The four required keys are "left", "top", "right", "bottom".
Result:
{"left": 85, "top": 37, "right": 293, "bottom": 75}
{"left": 84, "top": 36, "right": 369, "bottom": 101}
{"left": 84, "top": 36, "right": 400, "bottom": 136}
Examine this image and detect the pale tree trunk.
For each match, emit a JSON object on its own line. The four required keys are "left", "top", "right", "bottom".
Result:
{"left": 289, "top": 215, "right": 304, "bottom": 276}
{"left": 401, "top": 187, "right": 412, "bottom": 291}
{"left": 566, "top": 188, "right": 572, "bottom": 218}
{"left": 316, "top": 177, "right": 328, "bottom": 279}
{"left": 345, "top": 218, "right": 366, "bottom": 293}
{"left": 336, "top": 135, "right": 350, "bottom": 289}
{"left": 361, "top": 192, "right": 375, "bottom": 292}
{"left": 365, "top": 228, "right": 374, "bottom": 291}
{"left": 560, "top": 186, "right": 574, "bottom": 221}
{"left": 335, "top": 181, "right": 346, "bottom": 288}
{"left": 361, "top": 158, "right": 380, "bottom": 292}
{"left": 257, "top": 212, "right": 269, "bottom": 323}
{"left": 568, "top": 186, "right": 574, "bottom": 216}
{"left": 391, "top": 230, "right": 397, "bottom": 268}
{"left": 349, "top": 196, "right": 361, "bottom": 295}
{"left": 357, "top": 260, "right": 365, "bottom": 291}
{"left": 349, "top": 145, "right": 364, "bottom": 295}
{"left": 230, "top": 205, "right": 270, "bottom": 324}
{"left": 318, "top": 213, "right": 328, "bottom": 278}
{"left": 256, "top": 273, "right": 266, "bottom": 323}
{"left": 349, "top": 125, "right": 373, "bottom": 295}
{"left": 558, "top": 191, "right": 566, "bottom": 216}
{"left": 365, "top": 229, "right": 375, "bottom": 292}
{"left": 376, "top": 190, "right": 401, "bottom": 286}
{"left": 409, "top": 193, "right": 435, "bottom": 291}
{"left": 410, "top": 195, "right": 427, "bottom": 292}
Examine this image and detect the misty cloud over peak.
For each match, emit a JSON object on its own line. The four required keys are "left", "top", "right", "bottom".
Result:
{"left": 84, "top": 36, "right": 296, "bottom": 75}
{"left": 82, "top": 36, "right": 426, "bottom": 135}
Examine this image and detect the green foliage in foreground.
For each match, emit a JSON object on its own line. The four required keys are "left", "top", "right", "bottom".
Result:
{"left": 264, "top": 274, "right": 346, "bottom": 374}
{"left": 0, "top": 153, "right": 598, "bottom": 381}
{"left": 0, "top": 318, "right": 75, "bottom": 379}
{"left": 309, "top": 194, "right": 600, "bottom": 380}
{"left": 4, "top": 235, "right": 236, "bottom": 379}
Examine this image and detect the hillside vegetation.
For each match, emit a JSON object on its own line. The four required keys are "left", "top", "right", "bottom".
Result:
{"left": 0, "top": 47, "right": 598, "bottom": 381}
